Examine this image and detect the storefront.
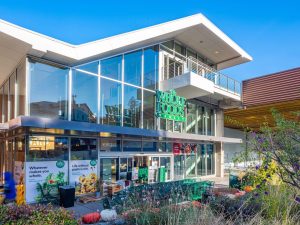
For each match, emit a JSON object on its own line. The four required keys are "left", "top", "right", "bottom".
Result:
{"left": 0, "top": 14, "right": 248, "bottom": 203}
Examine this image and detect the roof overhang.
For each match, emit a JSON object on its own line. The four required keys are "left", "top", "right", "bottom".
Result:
{"left": 0, "top": 13, "right": 252, "bottom": 84}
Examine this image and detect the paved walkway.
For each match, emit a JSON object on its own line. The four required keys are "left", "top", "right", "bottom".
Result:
{"left": 67, "top": 199, "right": 104, "bottom": 219}
{"left": 67, "top": 176, "right": 229, "bottom": 221}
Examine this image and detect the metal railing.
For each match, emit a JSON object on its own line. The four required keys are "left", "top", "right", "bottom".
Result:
{"left": 161, "top": 46, "right": 241, "bottom": 96}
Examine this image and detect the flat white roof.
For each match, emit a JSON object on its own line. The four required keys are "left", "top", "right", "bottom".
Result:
{"left": 0, "top": 13, "right": 252, "bottom": 83}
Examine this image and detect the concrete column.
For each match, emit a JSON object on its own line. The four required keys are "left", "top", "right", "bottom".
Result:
{"left": 215, "top": 109, "right": 224, "bottom": 137}
{"left": 215, "top": 142, "right": 224, "bottom": 177}
{"left": 215, "top": 109, "right": 224, "bottom": 177}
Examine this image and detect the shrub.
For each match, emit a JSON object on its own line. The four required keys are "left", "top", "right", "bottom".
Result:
{"left": 0, "top": 204, "right": 79, "bottom": 225}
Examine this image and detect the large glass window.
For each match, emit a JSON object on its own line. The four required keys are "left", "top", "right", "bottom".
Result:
{"left": 144, "top": 46, "right": 158, "bottom": 90}
{"left": 124, "top": 51, "right": 142, "bottom": 86}
{"left": 207, "top": 109, "right": 215, "bottom": 136}
{"left": 123, "top": 140, "right": 142, "bottom": 152}
{"left": 0, "top": 87, "right": 3, "bottom": 123}
{"left": 142, "top": 142, "right": 157, "bottom": 152}
{"left": 27, "top": 136, "right": 68, "bottom": 161}
{"left": 100, "top": 138, "right": 121, "bottom": 152}
{"left": 72, "top": 71, "right": 98, "bottom": 123}
{"left": 71, "top": 138, "right": 97, "bottom": 160}
{"left": 3, "top": 81, "right": 8, "bottom": 122}
{"left": 197, "top": 144, "right": 206, "bottom": 176}
{"left": 143, "top": 91, "right": 155, "bottom": 130}
{"left": 9, "top": 73, "right": 16, "bottom": 120}
{"left": 76, "top": 61, "right": 98, "bottom": 74}
{"left": 29, "top": 61, "right": 68, "bottom": 120}
{"left": 197, "top": 106, "right": 204, "bottom": 135}
{"left": 123, "top": 85, "right": 141, "bottom": 128}
{"left": 100, "top": 78, "right": 122, "bottom": 126}
{"left": 207, "top": 144, "right": 215, "bottom": 175}
{"left": 17, "top": 62, "right": 26, "bottom": 116}
{"left": 100, "top": 56, "right": 122, "bottom": 81}
{"left": 186, "top": 102, "right": 196, "bottom": 134}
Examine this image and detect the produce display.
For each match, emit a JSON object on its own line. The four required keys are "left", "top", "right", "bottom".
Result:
{"left": 75, "top": 173, "right": 98, "bottom": 195}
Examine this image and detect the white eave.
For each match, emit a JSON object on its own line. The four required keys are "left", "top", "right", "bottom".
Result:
{"left": 0, "top": 13, "right": 252, "bottom": 82}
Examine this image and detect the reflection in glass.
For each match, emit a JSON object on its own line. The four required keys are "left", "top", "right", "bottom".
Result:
{"left": 100, "top": 158, "right": 119, "bottom": 183}
{"left": 72, "top": 71, "right": 98, "bottom": 123}
{"left": 160, "top": 157, "right": 171, "bottom": 180}
{"left": 207, "top": 144, "right": 215, "bottom": 175}
{"left": 3, "top": 82, "right": 8, "bottom": 122}
{"left": 71, "top": 138, "right": 97, "bottom": 160}
{"left": 100, "top": 78, "right": 122, "bottom": 126}
{"left": 197, "top": 144, "right": 206, "bottom": 176}
{"left": 123, "top": 85, "right": 141, "bottom": 128}
{"left": 76, "top": 61, "right": 99, "bottom": 74}
{"left": 143, "top": 91, "right": 155, "bottom": 130}
{"left": 9, "top": 73, "right": 16, "bottom": 120}
{"left": 100, "top": 56, "right": 122, "bottom": 81}
{"left": 124, "top": 51, "right": 142, "bottom": 86}
{"left": 0, "top": 87, "right": 2, "bottom": 123}
{"left": 197, "top": 106, "right": 204, "bottom": 135}
{"left": 144, "top": 46, "right": 158, "bottom": 90}
{"left": 27, "top": 136, "right": 69, "bottom": 161}
{"left": 29, "top": 61, "right": 68, "bottom": 120}
{"left": 143, "top": 142, "right": 157, "bottom": 152}
{"left": 186, "top": 102, "right": 196, "bottom": 134}
{"left": 100, "top": 138, "right": 121, "bottom": 152}
{"left": 17, "top": 62, "right": 26, "bottom": 116}
{"left": 123, "top": 140, "right": 142, "bottom": 152}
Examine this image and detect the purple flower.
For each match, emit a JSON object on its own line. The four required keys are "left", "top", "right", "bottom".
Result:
{"left": 264, "top": 165, "right": 268, "bottom": 170}
{"left": 292, "top": 163, "right": 300, "bottom": 171}
{"left": 262, "top": 179, "right": 267, "bottom": 183}
{"left": 295, "top": 196, "right": 300, "bottom": 204}
{"left": 254, "top": 192, "right": 259, "bottom": 197}
{"left": 266, "top": 174, "right": 271, "bottom": 178}
{"left": 255, "top": 165, "right": 260, "bottom": 170}
{"left": 264, "top": 191, "right": 269, "bottom": 195}
{"left": 256, "top": 185, "right": 261, "bottom": 189}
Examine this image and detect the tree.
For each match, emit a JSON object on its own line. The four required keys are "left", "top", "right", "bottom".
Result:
{"left": 246, "top": 110, "right": 300, "bottom": 190}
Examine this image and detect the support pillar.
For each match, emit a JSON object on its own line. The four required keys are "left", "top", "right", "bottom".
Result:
{"left": 216, "top": 142, "right": 224, "bottom": 177}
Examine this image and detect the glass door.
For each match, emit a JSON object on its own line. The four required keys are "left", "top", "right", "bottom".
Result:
{"left": 160, "top": 156, "right": 171, "bottom": 181}
{"left": 174, "top": 155, "right": 185, "bottom": 180}
{"left": 100, "top": 158, "right": 119, "bottom": 183}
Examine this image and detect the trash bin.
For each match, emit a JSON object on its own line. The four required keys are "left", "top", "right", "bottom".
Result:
{"left": 59, "top": 185, "right": 75, "bottom": 208}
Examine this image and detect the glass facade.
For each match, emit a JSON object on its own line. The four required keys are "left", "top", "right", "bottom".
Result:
{"left": 72, "top": 70, "right": 98, "bottom": 123}
{"left": 29, "top": 61, "right": 69, "bottom": 120}
{"left": 123, "top": 85, "right": 141, "bottom": 128}
{"left": 100, "top": 78, "right": 122, "bottom": 126}
{"left": 124, "top": 51, "right": 142, "bottom": 86}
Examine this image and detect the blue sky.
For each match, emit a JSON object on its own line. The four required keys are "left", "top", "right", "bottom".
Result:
{"left": 0, "top": 0, "right": 299, "bottom": 81}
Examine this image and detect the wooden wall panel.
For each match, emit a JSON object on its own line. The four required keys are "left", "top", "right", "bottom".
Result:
{"left": 242, "top": 67, "right": 300, "bottom": 107}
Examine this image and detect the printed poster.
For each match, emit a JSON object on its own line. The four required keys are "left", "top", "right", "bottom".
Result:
{"left": 70, "top": 160, "right": 98, "bottom": 195}
{"left": 14, "top": 161, "right": 24, "bottom": 185}
{"left": 25, "top": 160, "right": 68, "bottom": 203}
{"left": 132, "top": 167, "right": 139, "bottom": 180}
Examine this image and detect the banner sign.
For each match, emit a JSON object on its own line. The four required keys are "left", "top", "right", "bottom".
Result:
{"left": 25, "top": 160, "right": 68, "bottom": 203}
{"left": 70, "top": 160, "right": 98, "bottom": 195}
{"left": 155, "top": 90, "right": 186, "bottom": 122}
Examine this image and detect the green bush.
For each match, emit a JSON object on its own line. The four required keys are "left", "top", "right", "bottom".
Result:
{"left": 0, "top": 204, "right": 79, "bottom": 225}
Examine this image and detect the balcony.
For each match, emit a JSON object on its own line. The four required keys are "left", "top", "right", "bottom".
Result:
{"left": 160, "top": 47, "right": 241, "bottom": 102}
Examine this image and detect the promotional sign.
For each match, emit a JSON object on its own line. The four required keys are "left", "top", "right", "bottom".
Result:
{"left": 173, "top": 143, "right": 181, "bottom": 155}
{"left": 25, "top": 160, "right": 68, "bottom": 203}
{"left": 70, "top": 160, "right": 98, "bottom": 195}
{"left": 155, "top": 90, "right": 186, "bottom": 122}
{"left": 132, "top": 167, "right": 139, "bottom": 180}
{"left": 14, "top": 161, "right": 24, "bottom": 185}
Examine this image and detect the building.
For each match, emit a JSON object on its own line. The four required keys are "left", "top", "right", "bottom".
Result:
{"left": 224, "top": 67, "right": 300, "bottom": 168}
{"left": 0, "top": 14, "right": 252, "bottom": 202}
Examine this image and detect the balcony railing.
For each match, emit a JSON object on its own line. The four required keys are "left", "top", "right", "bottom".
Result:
{"left": 161, "top": 46, "right": 241, "bottom": 96}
